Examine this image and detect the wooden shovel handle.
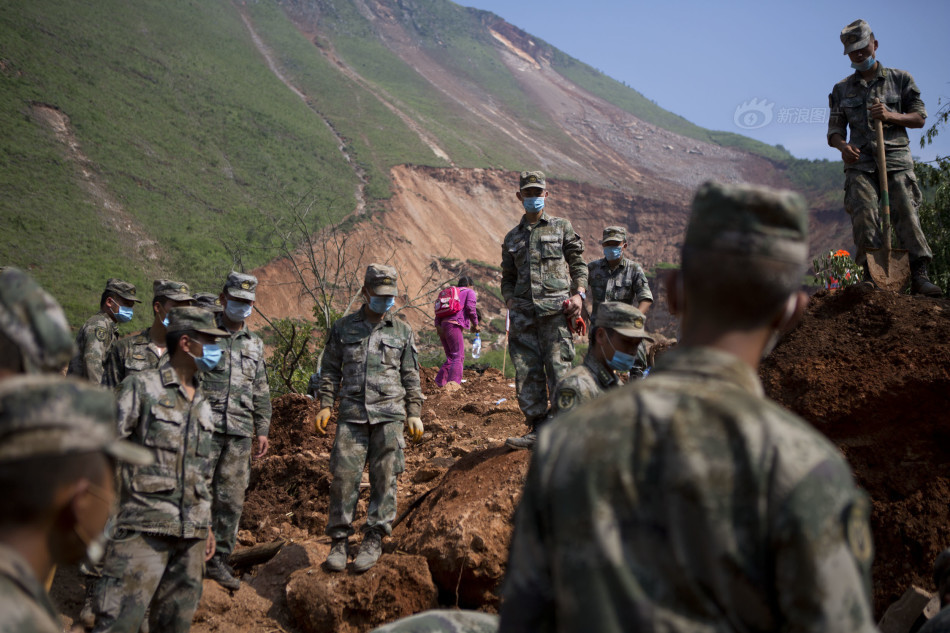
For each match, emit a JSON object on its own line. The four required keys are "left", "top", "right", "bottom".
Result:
{"left": 873, "top": 97, "right": 891, "bottom": 247}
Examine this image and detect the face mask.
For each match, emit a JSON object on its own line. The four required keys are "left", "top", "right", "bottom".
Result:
{"left": 604, "top": 332, "right": 638, "bottom": 373}
{"left": 368, "top": 295, "right": 395, "bottom": 313}
{"left": 115, "top": 305, "right": 134, "bottom": 323}
{"left": 225, "top": 299, "right": 253, "bottom": 322}
{"left": 603, "top": 246, "right": 623, "bottom": 261}
{"left": 191, "top": 342, "right": 223, "bottom": 372}
{"left": 851, "top": 56, "right": 875, "bottom": 72}
{"left": 762, "top": 295, "right": 798, "bottom": 359}
{"left": 522, "top": 196, "right": 545, "bottom": 213}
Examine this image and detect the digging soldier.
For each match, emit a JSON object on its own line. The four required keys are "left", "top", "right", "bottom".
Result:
{"left": 500, "top": 182, "right": 877, "bottom": 633}
{"left": 315, "top": 264, "right": 424, "bottom": 573}
{"left": 0, "top": 375, "right": 152, "bottom": 633}
{"left": 201, "top": 271, "right": 271, "bottom": 590}
{"left": 68, "top": 278, "right": 142, "bottom": 383}
{"left": 0, "top": 266, "right": 74, "bottom": 378}
{"left": 90, "top": 307, "right": 225, "bottom": 633}
{"left": 102, "top": 279, "right": 194, "bottom": 389}
{"left": 502, "top": 171, "right": 587, "bottom": 451}
{"left": 550, "top": 302, "right": 652, "bottom": 418}
{"left": 587, "top": 226, "right": 654, "bottom": 377}
{"left": 828, "top": 19, "right": 941, "bottom": 296}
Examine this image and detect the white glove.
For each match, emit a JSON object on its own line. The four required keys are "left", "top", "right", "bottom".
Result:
{"left": 407, "top": 417, "right": 424, "bottom": 442}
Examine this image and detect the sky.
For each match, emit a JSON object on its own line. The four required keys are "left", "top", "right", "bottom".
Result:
{"left": 458, "top": 0, "right": 950, "bottom": 164}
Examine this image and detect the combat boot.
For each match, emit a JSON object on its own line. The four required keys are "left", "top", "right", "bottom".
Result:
{"left": 505, "top": 429, "right": 537, "bottom": 450}
{"left": 911, "top": 259, "right": 943, "bottom": 297}
{"left": 205, "top": 555, "right": 241, "bottom": 590}
{"left": 324, "top": 537, "right": 349, "bottom": 572}
{"left": 352, "top": 531, "right": 383, "bottom": 573}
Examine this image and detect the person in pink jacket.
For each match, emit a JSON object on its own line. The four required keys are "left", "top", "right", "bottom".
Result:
{"left": 434, "top": 276, "right": 480, "bottom": 387}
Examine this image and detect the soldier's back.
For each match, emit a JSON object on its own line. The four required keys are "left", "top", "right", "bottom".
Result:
{"left": 0, "top": 544, "right": 60, "bottom": 633}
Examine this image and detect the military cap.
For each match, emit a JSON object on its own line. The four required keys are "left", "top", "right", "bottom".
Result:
{"left": 105, "top": 278, "right": 141, "bottom": 303}
{"left": 0, "top": 267, "right": 75, "bottom": 373}
{"left": 0, "top": 374, "right": 152, "bottom": 464}
{"left": 601, "top": 226, "right": 627, "bottom": 244}
{"left": 193, "top": 292, "right": 223, "bottom": 313}
{"left": 519, "top": 170, "right": 546, "bottom": 191}
{"left": 224, "top": 271, "right": 257, "bottom": 301}
{"left": 151, "top": 279, "right": 192, "bottom": 303}
{"left": 596, "top": 302, "right": 654, "bottom": 342}
{"left": 840, "top": 19, "right": 872, "bottom": 55}
{"left": 165, "top": 306, "right": 229, "bottom": 336}
{"left": 364, "top": 263, "right": 399, "bottom": 296}
{"left": 684, "top": 181, "right": 809, "bottom": 264}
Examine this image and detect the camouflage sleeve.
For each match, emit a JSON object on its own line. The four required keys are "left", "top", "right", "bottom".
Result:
{"left": 633, "top": 263, "right": 653, "bottom": 304}
{"left": 115, "top": 375, "right": 143, "bottom": 441}
{"left": 827, "top": 85, "right": 848, "bottom": 144}
{"left": 401, "top": 328, "right": 423, "bottom": 418}
{"left": 101, "top": 342, "right": 122, "bottom": 389}
{"left": 500, "top": 235, "right": 516, "bottom": 303}
{"left": 82, "top": 327, "right": 110, "bottom": 385}
{"left": 252, "top": 345, "right": 272, "bottom": 437}
{"left": 901, "top": 72, "right": 927, "bottom": 119}
{"left": 771, "top": 457, "right": 877, "bottom": 633}
{"left": 317, "top": 322, "right": 343, "bottom": 410}
{"left": 562, "top": 220, "right": 587, "bottom": 292}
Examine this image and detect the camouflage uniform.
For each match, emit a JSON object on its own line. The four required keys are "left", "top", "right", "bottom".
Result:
{"left": 318, "top": 265, "right": 422, "bottom": 539}
{"left": 828, "top": 23, "right": 931, "bottom": 267}
{"left": 499, "top": 182, "right": 876, "bottom": 633}
{"left": 0, "top": 543, "right": 60, "bottom": 633}
{"left": 92, "top": 308, "right": 226, "bottom": 633}
{"left": 201, "top": 273, "right": 271, "bottom": 561}
{"left": 68, "top": 278, "right": 142, "bottom": 383}
{"left": 369, "top": 610, "right": 499, "bottom": 633}
{"left": 102, "top": 280, "right": 193, "bottom": 389}
{"left": 0, "top": 266, "right": 74, "bottom": 374}
{"left": 501, "top": 171, "right": 586, "bottom": 426}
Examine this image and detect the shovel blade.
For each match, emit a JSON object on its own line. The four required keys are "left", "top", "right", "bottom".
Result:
{"left": 866, "top": 247, "right": 911, "bottom": 292}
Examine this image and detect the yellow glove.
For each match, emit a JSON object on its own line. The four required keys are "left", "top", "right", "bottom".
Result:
{"left": 315, "top": 407, "right": 332, "bottom": 435}
{"left": 407, "top": 417, "right": 424, "bottom": 442}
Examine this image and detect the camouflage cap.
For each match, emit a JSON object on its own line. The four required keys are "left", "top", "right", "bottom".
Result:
{"left": 684, "top": 181, "right": 809, "bottom": 264}
{"left": 105, "top": 278, "right": 141, "bottom": 303}
{"left": 840, "top": 19, "right": 872, "bottom": 55}
{"left": 165, "top": 306, "right": 228, "bottom": 337}
{"left": 519, "top": 170, "right": 546, "bottom": 191}
{"left": 364, "top": 263, "right": 399, "bottom": 296}
{"left": 601, "top": 226, "right": 627, "bottom": 244}
{"left": 153, "top": 279, "right": 193, "bottom": 302}
{"left": 193, "top": 292, "right": 223, "bottom": 313}
{"left": 596, "top": 302, "right": 654, "bottom": 342}
{"left": 0, "top": 374, "right": 152, "bottom": 465}
{"left": 224, "top": 271, "right": 257, "bottom": 301}
{"left": 0, "top": 267, "right": 75, "bottom": 374}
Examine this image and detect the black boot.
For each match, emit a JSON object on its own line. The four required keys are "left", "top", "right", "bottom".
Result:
{"left": 505, "top": 429, "right": 537, "bottom": 450}
{"left": 911, "top": 259, "right": 943, "bottom": 297}
{"left": 352, "top": 531, "right": 383, "bottom": 573}
{"left": 205, "top": 555, "right": 241, "bottom": 590}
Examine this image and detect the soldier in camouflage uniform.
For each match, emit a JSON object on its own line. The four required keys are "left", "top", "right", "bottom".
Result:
{"left": 91, "top": 307, "right": 225, "bottom": 633}
{"left": 587, "top": 226, "right": 654, "bottom": 377}
{"left": 828, "top": 19, "right": 941, "bottom": 296}
{"left": 0, "top": 266, "right": 74, "bottom": 378}
{"left": 500, "top": 182, "right": 877, "bottom": 633}
{"left": 102, "top": 279, "right": 194, "bottom": 389}
{"left": 550, "top": 302, "right": 652, "bottom": 418}
{"left": 501, "top": 171, "right": 587, "bottom": 450}
{"left": 369, "top": 610, "right": 499, "bottom": 633}
{"left": 0, "top": 375, "right": 151, "bottom": 633}
{"left": 315, "top": 264, "right": 424, "bottom": 573}
{"left": 68, "top": 278, "right": 142, "bottom": 383}
{"left": 201, "top": 271, "right": 271, "bottom": 590}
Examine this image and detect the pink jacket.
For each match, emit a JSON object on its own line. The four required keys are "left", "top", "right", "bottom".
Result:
{"left": 435, "top": 286, "right": 478, "bottom": 330}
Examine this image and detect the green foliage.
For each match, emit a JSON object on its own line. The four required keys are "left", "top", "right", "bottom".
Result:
{"left": 262, "top": 318, "right": 319, "bottom": 397}
{"left": 475, "top": 345, "right": 515, "bottom": 378}
{"left": 916, "top": 158, "right": 950, "bottom": 294}
{"left": 812, "top": 250, "right": 861, "bottom": 290}
{"left": 466, "top": 259, "right": 502, "bottom": 273}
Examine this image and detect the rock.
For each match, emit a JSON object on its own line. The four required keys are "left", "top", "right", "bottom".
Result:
{"left": 285, "top": 553, "right": 437, "bottom": 633}
{"left": 443, "top": 381, "right": 462, "bottom": 392}
{"left": 878, "top": 585, "right": 933, "bottom": 633}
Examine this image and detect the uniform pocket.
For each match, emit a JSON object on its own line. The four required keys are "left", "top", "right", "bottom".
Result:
{"left": 539, "top": 234, "right": 562, "bottom": 259}
{"left": 380, "top": 338, "right": 403, "bottom": 367}
{"left": 131, "top": 474, "right": 176, "bottom": 493}
{"left": 146, "top": 405, "right": 184, "bottom": 451}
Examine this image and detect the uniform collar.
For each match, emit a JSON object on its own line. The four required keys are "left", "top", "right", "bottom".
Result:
{"left": 215, "top": 312, "right": 247, "bottom": 337}
{"left": 519, "top": 211, "right": 550, "bottom": 229}
{"left": 852, "top": 61, "right": 886, "bottom": 84}
{"left": 356, "top": 305, "right": 393, "bottom": 327}
{"left": 652, "top": 346, "right": 763, "bottom": 397}
{"left": 584, "top": 351, "right": 617, "bottom": 388}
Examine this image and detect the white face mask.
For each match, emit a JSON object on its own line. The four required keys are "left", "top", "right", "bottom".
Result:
{"left": 762, "top": 295, "right": 798, "bottom": 359}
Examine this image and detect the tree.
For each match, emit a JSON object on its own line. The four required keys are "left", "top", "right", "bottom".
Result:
{"left": 918, "top": 97, "right": 950, "bottom": 293}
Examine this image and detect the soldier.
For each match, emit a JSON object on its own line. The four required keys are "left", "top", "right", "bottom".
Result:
{"left": 68, "top": 278, "right": 142, "bottom": 383}
{"left": 0, "top": 266, "right": 74, "bottom": 378}
{"left": 314, "top": 264, "right": 423, "bottom": 573}
{"left": 502, "top": 171, "right": 587, "bottom": 450}
{"left": 549, "top": 302, "right": 652, "bottom": 418}
{"left": 90, "top": 307, "right": 225, "bottom": 633}
{"left": 500, "top": 182, "right": 877, "bottom": 632}
{"left": 369, "top": 610, "right": 499, "bottom": 633}
{"left": 201, "top": 271, "right": 271, "bottom": 590}
{"left": 0, "top": 375, "right": 151, "bottom": 633}
{"left": 193, "top": 292, "right": 224, "bottom": 313}
{"left": 102, "top": 279, "right": 194, "bottom": 388}
{"left": 828, "top": 19, "right": 941, "bottom": 296}
{"left": 587, "top": 226, "right": 654, "bottom": 377}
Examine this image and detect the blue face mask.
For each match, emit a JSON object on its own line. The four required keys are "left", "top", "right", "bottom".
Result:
{"left": 603, "top": 246, "right": 623, "bottom": 261}
{"left": 225, "top": 299, "right": 253, "bottom": 322}
{"left": 851, "top": 56, "right": 875, "bottom": 72}
{"left": 522, "top": 196, "right": 545, "bottom": 213}
{"left": 115, "top": 305, "right": 134, "bottom": 323}
{"left": 192, "top": 342, "right": 222, "bottom": 372}
{"left": 604, "top": 332, "right": 638, "bottom": 373}
{"left": 368, "top": 295, "right": 395, "bottom": 314}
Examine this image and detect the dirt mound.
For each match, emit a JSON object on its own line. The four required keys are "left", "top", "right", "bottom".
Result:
{"left": 761, "top": 286, "right": 950, "bottom": 614}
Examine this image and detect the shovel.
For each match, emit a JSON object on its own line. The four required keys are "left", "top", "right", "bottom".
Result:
{"left": 865, "top": 98, "right": 910, "bottom": 291}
